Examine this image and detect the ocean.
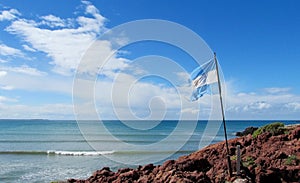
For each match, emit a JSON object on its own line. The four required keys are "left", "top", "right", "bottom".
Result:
{"left": 0, "top": 120, "right": 298, "bottom": 183}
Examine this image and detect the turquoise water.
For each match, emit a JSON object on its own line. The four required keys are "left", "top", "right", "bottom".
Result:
{"left": 0, "top": 120, "right": 298, "bottom": 182}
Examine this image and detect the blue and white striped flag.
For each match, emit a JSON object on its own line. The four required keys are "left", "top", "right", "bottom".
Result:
{"left": 190, "top": 59, "right": 218, "bottom": 101}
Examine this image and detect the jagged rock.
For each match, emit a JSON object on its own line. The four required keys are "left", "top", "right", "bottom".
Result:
{"left": 176, "top": 158, "right": 211, "bottom": 172}
{"left": 289, "top": 126, "right": 300, "bottom": 139}
{"left": 256, "top": 170, "right": 281, "bottom": 183}
{"left": 236, "top": 127, "right": 258, "bottom": 136}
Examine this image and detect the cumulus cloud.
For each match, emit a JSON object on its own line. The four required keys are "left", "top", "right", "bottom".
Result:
{"left": 40, "top": 15, "right": 67, "bottom": 28}
{"left": 72, "top": 67, "right": 209, "bottom": 120}
{"left": 4, "top": 2, "right": 108, "bottom": 75}
{"left": 0, "top": 8, "right": 20, "bottom": 21}
{"left": 225, "top": 86, "right": 300, "bottom": 119}
{"left": 284, "top": 102, "right": 300, "bottom": 111}
{"left": 243, "top": 101, "right": 271, "bottom": 111}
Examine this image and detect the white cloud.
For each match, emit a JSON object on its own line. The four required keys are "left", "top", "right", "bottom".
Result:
{"left": 76, "top": 40, "right": 130, "bottom": 77}
{"left": 0, "top": 96, "right": 7, "bottom": 102}
{"left": 6, "top": 19, "right": 94, "bottom": 75}
{"left": 264, "top": 87, "right": 291, "bottom": 94}
{"left": 176, "top": 72, "right": 190, "bottom": 84}
{"left": 243, "top": 101, "right": 271, "bottom": 111}
{"left": 5, "top": 2, "right": 107, "bottom": 76}
{"left": 22, "top": 44, "right": 37, "bottom": 52}
{"left": 40, "top": 15, "right": 66, "bottom": 28}
{"left": 0, "top": 71, "right": 72, "bottom": 94}
{"left": 181, "top": 107, "right": 199, "bottom": 114}
{"left": 1, "top": 1, "right": 157, "bottom": 119}
{"left": 0, "top": 43, "right": 24, "bottom": 57}
{"left": 0, "top": 9, "right": 20, "bottom": 21}
{"left": 0, "top": 71, "right": 13, "bottom": 90}
{"left": 41, "top": 14, "right": 63, "bottom": 22}
{"left": 285, "top": 102, "right": 300, "bottom": 111}
{"left": 0, "top": 71, "right": 7, "bottom": 77}
{"left": 0, "top": 58, "right": 7, "bottom": 63}
{"left": 0, "top": 95, "right": 17, "bottom": 103}
{"left": 0, "top": 103, "right": 74, "bottom": 119}
{"left": 3, "top": 65, "right": 47, "bottom": 76}
{"left": 225, "top": 85, "right": 300, "bottom": 119}
{"left": 1, "top": 85, "right": 13, "bottom": 90}
{"left": 71, "top": 70, "right": 203, "bottom": 120}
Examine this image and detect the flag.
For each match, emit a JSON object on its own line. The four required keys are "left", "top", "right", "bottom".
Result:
{"left": 190, "top": 59, "right": 218, "bottom": 101}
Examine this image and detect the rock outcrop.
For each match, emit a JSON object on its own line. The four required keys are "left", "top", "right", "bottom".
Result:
{"left": 67, "top": 124, "right": 300, "bottom": 183}
{"left": 236, "top": 127, "right": 258, "bottom": 137}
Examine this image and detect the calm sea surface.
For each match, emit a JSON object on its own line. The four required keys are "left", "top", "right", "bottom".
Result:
{"left": 0, "top": 120, "right": 298, "bottom": 183}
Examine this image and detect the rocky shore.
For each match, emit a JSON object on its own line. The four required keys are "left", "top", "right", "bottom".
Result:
{"left": 67, "top": 123, "right": 300, "bottom": 183}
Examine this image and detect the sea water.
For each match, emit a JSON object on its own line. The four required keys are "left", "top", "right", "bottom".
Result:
{"left": 0, "top": 120, "right": 298, "bottom": 183}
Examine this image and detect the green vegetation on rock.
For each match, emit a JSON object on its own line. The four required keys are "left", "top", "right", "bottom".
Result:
{"left": 285, "top": 155, "right": 299, "bottom": 166}
{"left": 252, "top": 122, "right": 285, "bottom": 138}
{"left": 242, "top": 156, "right": 255, "bottom": 167}
{"left": 230, "top": 155, "right": 237, "bottom": 161}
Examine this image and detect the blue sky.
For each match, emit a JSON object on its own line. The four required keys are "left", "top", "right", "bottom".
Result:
{"left": 0, "top": 0, "right": 300, "bottom": 120}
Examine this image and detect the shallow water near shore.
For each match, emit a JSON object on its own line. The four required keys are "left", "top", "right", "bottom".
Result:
{"left": 0, "top": 120, "right": 298, "bottom": 183}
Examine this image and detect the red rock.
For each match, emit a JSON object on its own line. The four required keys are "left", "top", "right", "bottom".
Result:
{"left": 275, "top": 151, "right": 288, "bottom": 159}
{"left": 141, "top": 163, "right": 154, "bottom": 171}
{"left": 176, "top": 158, "right": 211, "bottom": 172}
{"left": 159, "top": 159, "right": 175, "bottom": 171}
{"left": 67, "top": 124, "right": 300, "bottom": 183}
{"left": 244, "top": 134, "right": 252, "bottom": 146}
{"left": 119, "top": 170, "right": 139, "bottom": 180}
{"left": 118, "top": 167, "right": 132, "bottom": 173}
{"left": 289, "top": 127, "right": 300, "bottom": 140}
{"left": 256, "top": 170, "right": 281, "bottom": 183}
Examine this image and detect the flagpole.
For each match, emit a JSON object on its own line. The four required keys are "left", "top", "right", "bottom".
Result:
{"left": 214, "top": 52, "right": 232, "bottom": 177}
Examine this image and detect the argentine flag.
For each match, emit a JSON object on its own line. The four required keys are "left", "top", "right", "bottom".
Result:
{"left": 190, "top": 59, "right": 218, "bottom": 101}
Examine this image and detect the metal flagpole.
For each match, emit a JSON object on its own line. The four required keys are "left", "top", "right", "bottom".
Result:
{"left": 214, "top": 52, "right": 232, "bottom": 177}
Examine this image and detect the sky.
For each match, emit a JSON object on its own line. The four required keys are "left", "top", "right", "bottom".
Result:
{"left": 0, "top": 0, "right": 300, "bottom": 120}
